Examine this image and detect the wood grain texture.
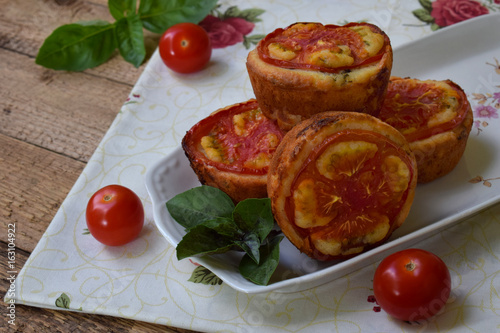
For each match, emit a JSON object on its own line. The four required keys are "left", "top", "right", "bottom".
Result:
{"left": 0, "top": 135, "right": 84, "bottom": 253}
{"left": 0, "top": 0, "right": 198, "bottom": 331}
{"left": 0, "top": 0, "right": 158, "bottom": 85}
{"left": 0, "top": 49, "right": 131, "bottom": 162}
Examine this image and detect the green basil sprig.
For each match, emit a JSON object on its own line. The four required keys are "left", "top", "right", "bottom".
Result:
{"left": 36, "top": 0, "right": 217, "bottom": 71}
{"left": 166, "top": 185, "right": 283, "bottom": 286}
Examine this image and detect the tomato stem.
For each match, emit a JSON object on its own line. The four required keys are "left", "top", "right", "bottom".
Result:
{"left": 104, "top": 195, "right": 112, "bottom": 201}
{"left": 405, "top": 261, "right": 416, "bottom": 271}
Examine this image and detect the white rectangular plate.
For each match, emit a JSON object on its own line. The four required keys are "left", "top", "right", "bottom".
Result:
{"left": 145, "top": 13, "right": 500, "bottom": 294}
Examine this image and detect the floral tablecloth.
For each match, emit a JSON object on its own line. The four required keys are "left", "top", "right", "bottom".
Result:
{"left": 8, "top": 0, "right": 500, "bottom": 332}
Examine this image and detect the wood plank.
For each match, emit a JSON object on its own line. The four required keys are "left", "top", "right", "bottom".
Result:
{"left": 0, "top": 0, "right": 157, "bottom": 85}
{"left": 0, "top": 2, "right": 197, "bottom": 331}
{"left": 0, "top": 48, "right": 130, "bottom": 162}
{"left": 0, "top": 134, "right": 84, "bottom": 252}
{"left": 1, "top": 0, "right": 110, "bottom": 56}
{"left": 0, "top": 246, "right": 196, "bottom": 332}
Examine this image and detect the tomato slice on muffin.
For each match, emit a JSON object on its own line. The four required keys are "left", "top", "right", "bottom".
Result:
{"left": 258, "top": 22, "right": 388, "bottom": 73}
{"left": 183, "top": 99, "right": 285, "bottom": 202}
{"left": 268, "top": 111, "right": 417, "bottom": 260}
{"left": 379, "top": 77, "right": 473, "bottom": 182}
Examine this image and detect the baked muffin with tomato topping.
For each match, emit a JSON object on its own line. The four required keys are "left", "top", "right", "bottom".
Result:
{"left": 182, "top": 99, "right": 285, "bottom": 202}
{"left": 378, "top": 77, "right": 473, "bottom": 183}
{"left": 268, "top": 111, "right": 417, "bottom": 260}
{"left": 246, "top": 22, "right": 393, "bottom": 131}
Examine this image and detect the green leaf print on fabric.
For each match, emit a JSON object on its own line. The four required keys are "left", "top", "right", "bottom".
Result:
{"left": 188, "top": 266, "right": 223, "bottom": 285}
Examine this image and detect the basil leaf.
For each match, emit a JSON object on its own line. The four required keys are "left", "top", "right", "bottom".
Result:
{"left": 201, "top": 217, "right": 243, "bottom": 239}
{"left": 168, "top": 185, "right": 283, "bottom": 286}
{"left": 234, "top": 233, "right": 261, "bottom": 264}
{"left": 108, "top": 0, "right": 137, "bottom": 20}
{"left": 115, "top": 14, "right": 145, "bottom": 68}
{"left": 233, "top": 198, "right": 274, "bottom": 243}
{"left": 239, "top": 236, "right": 283, "bottom": 285}
{"left": 176, "top": 225, "right": 236, "bottom": 260}
{"left": 138, "top": 0, "right": 217, "bottom": 33}
{"left": 35, "top": 20, "right": 117, "bottom": 71}
{"left": 166, "top": 186, "right": 235, "bottom": 230}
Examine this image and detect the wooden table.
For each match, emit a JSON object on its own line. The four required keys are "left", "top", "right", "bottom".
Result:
{"left": 1, "top": 1, "right": 196, "bottom": 331}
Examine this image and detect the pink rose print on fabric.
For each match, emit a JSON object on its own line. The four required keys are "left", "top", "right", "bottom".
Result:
{"left": 199, "top": 6, "right": 265, "bottom": 49}
{"left": 412, "top": 0, "right": 498, "bottom": 31}
{"left": 431, "top": 0, "right": 489, "bottom": 27}
{"left": 200, "top": 15, "right": 254, "bottom": 48}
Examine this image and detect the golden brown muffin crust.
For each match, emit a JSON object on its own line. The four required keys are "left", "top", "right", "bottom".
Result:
{"left": 246, "top": 22, "right": 393, "bottom": 131}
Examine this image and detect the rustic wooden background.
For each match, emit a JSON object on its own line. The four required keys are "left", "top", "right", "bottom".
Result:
{"left": 1, "top": 0, "right": 197, "bottom": 331}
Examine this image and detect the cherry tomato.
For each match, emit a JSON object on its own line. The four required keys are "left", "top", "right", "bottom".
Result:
{"left": 373, "top": 248, "right": 451, "bottom": 322}
{"left": 86, "top": 185, "right": 144, "bottom": 246}
{"left": 159, "top": 22, "right": 212, "bottom": 74}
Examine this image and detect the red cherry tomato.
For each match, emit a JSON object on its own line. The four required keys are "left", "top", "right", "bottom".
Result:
{"left": 86, "top": 185, "right": 144, "bottom": 246}
{"left": 159, "top": 22, "right": 212, "bottom": 74}
{"left": 373, "top": 248, "right": 451, "bottom": 322}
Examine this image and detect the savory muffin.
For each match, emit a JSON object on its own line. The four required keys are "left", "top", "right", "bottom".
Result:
{"left": 246, "top": 22, "right": 393, "bottom": 131}
{"left": 268, "top": 111, "right": 417, "bottom": 260}
{"left": 182, "top": 99, "right": 285, "bottom": 202}
{"left": 378, "top": 77, "right": 473, "bottom": 183}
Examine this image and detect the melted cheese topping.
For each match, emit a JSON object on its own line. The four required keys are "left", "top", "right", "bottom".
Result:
{"left": 268, "top": 42, "right": 298, "bottom": 61}
{"left": 305, "top": 45, "right": 354, "bottom": 68}
{"left": 382, "top": 155, "right": 410, "bottom": 193}
{"left": 233, "top": 108, "right": 263, "bottom": 136}
{"left": 316, "top": 141, "right": 378, "bottom": 180}
{"left": 427, "top": 81, "right": 460, "bottom": 127}
{"left": 312, "top": 214, "right": 390, "bottom": 256}
{"left": 293, "top": 178, "right": 334, "bottom": 228}
{"left": 200, "top": 136, "right": 224, "bottom": 163}
{"left": 348, "top": 25, "right": 385, "bottom": 58}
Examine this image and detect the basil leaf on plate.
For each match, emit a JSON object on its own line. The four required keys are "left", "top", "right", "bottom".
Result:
{"left": 232, "top": 198, "right": 275, "bottom": 264}
{"left": 108, "top": 0, "right": 137, "bottom": 20}
{"left": 138, "top": 0, "right": 217, "bottom": 33}
{"left": 233, "top": 198, "right": 274, "bottom": 243}
{"left": 166, "top": 186, "right": 235, "bottom": 230}
{"left": 167, "top": 185, "right": 283, "bottom": 286}
{"left": 239, "top": 235, "right": 284, "bottom": 286}
{"left": 233, "top": 232, "right": 261, "bottom": 264}
{"left": 201, "top": 217, "right": 243, "bottom": 239}
{"left": 115, "top": 14, "right": 146, "bottom": 67}
{"left": 35, "top": 20, "right": 117, "bottom": 71}
{"left": 176, "top": 224, "right": 236, "bottom": 260}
